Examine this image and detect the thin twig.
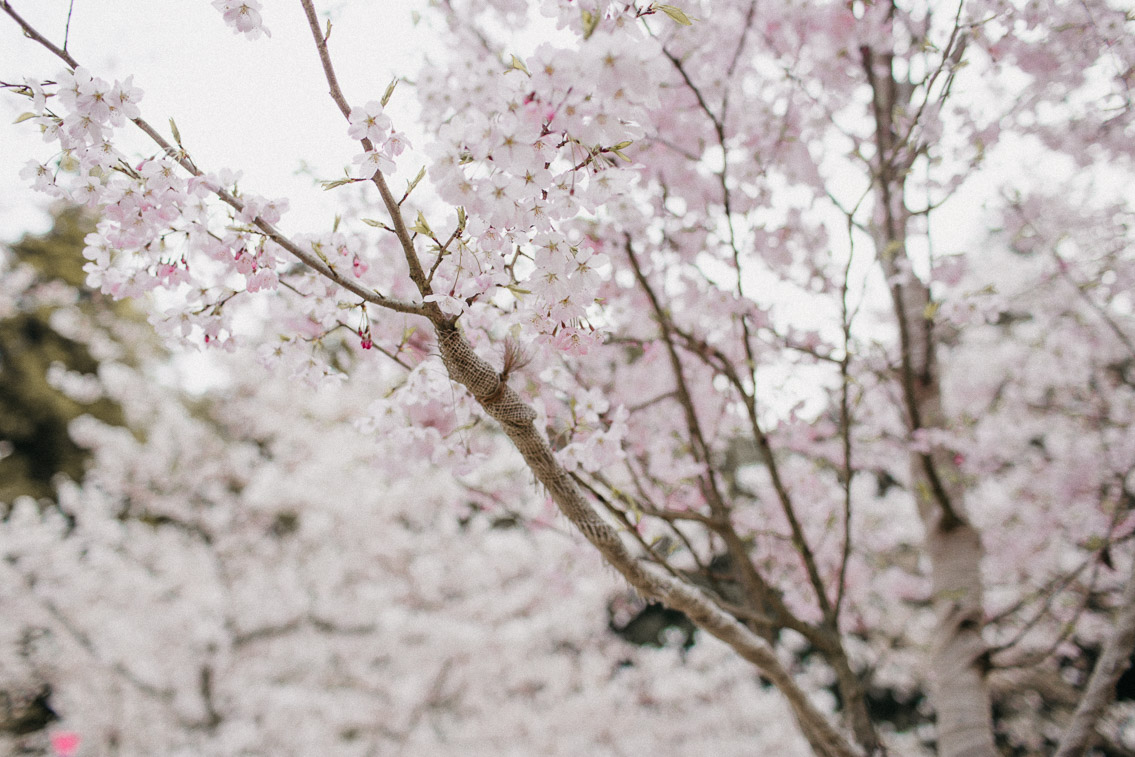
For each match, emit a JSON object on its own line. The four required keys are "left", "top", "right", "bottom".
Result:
{"left": 835, "top": 213, "right": 858, "bottom": 618}
{"left": 63, "top": 0, "right": 75, "bottom": 52}
{"left": 1, "top": 1, "right": 80, "bottom": 67}
{"left": 298, "top": 0, "right": 442, "bottom": 316}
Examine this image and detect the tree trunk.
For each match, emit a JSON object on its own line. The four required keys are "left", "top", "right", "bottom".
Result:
{"left": 862, "top": 24, "right": 999, "bottom": 752}
{"left": 873, "top": 185, "right": 998, "bottom": 757}
{"left": 918, "top": 465, "right": 998, "bottom": 757}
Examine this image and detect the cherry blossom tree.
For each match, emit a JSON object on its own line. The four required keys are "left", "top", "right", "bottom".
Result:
{"left": 0, "top": 217, "right": 807, "bottom": 755}
{"left": 2, "top": 0, "right": 1134, "bottom": 755}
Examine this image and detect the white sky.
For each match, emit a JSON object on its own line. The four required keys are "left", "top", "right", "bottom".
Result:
{"left": 0, "top": 0, "right": 436, "bottom": 243}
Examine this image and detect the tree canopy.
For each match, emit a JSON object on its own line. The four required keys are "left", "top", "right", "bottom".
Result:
{"left": 2, "top": 1, "right": 1134, "bottom": 755}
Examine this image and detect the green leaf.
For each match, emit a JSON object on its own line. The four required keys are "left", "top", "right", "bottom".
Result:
{"left": 656, "top": 4, "right": 693, "bottom": 25}
{"left": 410, "top": 211, "right": 433, "bottom": 237}
{"left": 406, "top": 166, "right": 426, "bottom": 195}
{"left": 581, "top": 9, "right": 600, "bottom": 39}
{"left": 321, "top": 178, "right": 356, "bottom": 190}
{"left": 923, "top": 301, "right": 940, "bottom": 320}
{"left": 936, "top": 587, "right": 971, "bottom": 602}
{"left": 381, "top": 78, "right": 398, "bottom": 108}
{"left": 508, "top": 54, "right": 530, "bottom": 76}
{"left": 169, "top": 117, "right": 182, "bottom": 146}
{"left": 361, "top": 218, "right": 391, "bottom": 230}
{"left": 12, "top": 112, "right": 37, "bottom": 124}
{"left": 456, "top": 206, "right": 467, "bottom": 232}
{"left": 612, "top": 149, "right": 632, "bottom": 162}
{"left": 1082, "top": 534, "right": 1106, "bottom": 552}
{"left": 629, "top": 498, "right": 643, "bottom": 521}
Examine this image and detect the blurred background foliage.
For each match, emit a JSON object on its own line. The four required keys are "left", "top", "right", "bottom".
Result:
{"left": 0, "top": 207, "right": 128, "bottom": 505}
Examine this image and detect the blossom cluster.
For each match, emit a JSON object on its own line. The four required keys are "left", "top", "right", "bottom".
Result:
{"left": 11, "top": 66, "right": 326, "bottom": 351}
{"left": 413, "top": 27, "right": 660, "bottom": 350}
{"left": 347, "top": 100, "right": 410, "bottom": 177}
{"left": 0, "top": 315, "right": 808, "bottom": 754}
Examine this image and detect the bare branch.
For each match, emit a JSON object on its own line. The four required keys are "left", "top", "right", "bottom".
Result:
{"left": 835, "top": 214, "right": 858, "bottom": 618}
{"left": 0, "top": 1, "right": 80, "bottom": 68}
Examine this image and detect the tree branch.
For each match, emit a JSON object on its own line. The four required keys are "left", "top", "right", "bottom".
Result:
{"left": 1055, "top": 553, "right": 1135, "bottom": 756}
{"left": 0, "top": 1, "right": 80, "bottom": 68}
{"left": 298, "top": 0, "right": 440, "bottom": 309}
{"left": 433, "top": 321, "right": 862, "bottom": 757}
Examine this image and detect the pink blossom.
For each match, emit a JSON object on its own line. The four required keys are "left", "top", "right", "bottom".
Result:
{"left": 108, "top": 75, "right": 143, "bottom": 124}
{"left": 352, "top": 149, "right": 395, "bottom": 178}
{"left": 347, "top": 100, "right": 392, "bottom": 144}
{"left": 138, "top": 158, "right": 184, "bottom": 195}
{"left": 72, "top": 169, "right": 102, "bottom": 208}
{"left": 19, "top": 160, "right": 59, "bottom": 195}
{"left": 51, "top": 731, "right": 80, "bottom": 757}
{"left": 352, "top": 255, "right": 369, "bottom": 278}
{"left": 56, "top": 67, "right": 96, "bottom": 112}
{"left": 212, "top": 0, "right": 271, "bottom": 39}
{"left": 20, "top": 76, "right": 47, "bottom": 112}
{"left": 424, "top": 292, "right": 466, "bottom": 316}
{"left": 245, "top": 267, "right": 278, "bottom": 292}
{"left": 383, "top": 130, "right": 412, "bottom": 160}
{"left": 62, "top": 111, "right": 104, "bottom": 144}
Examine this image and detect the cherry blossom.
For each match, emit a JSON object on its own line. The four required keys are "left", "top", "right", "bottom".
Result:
{"left": 50, "top": 732, "right": 80, "bottom": 757}
{"left": 351, "top": 148, "right": 394, "bottom": 178}
{"left": 212, "top": 0, "right": 270, "bottom": 39}
{"left": 347, "top": 100, "right": 392, "bottom": 144}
